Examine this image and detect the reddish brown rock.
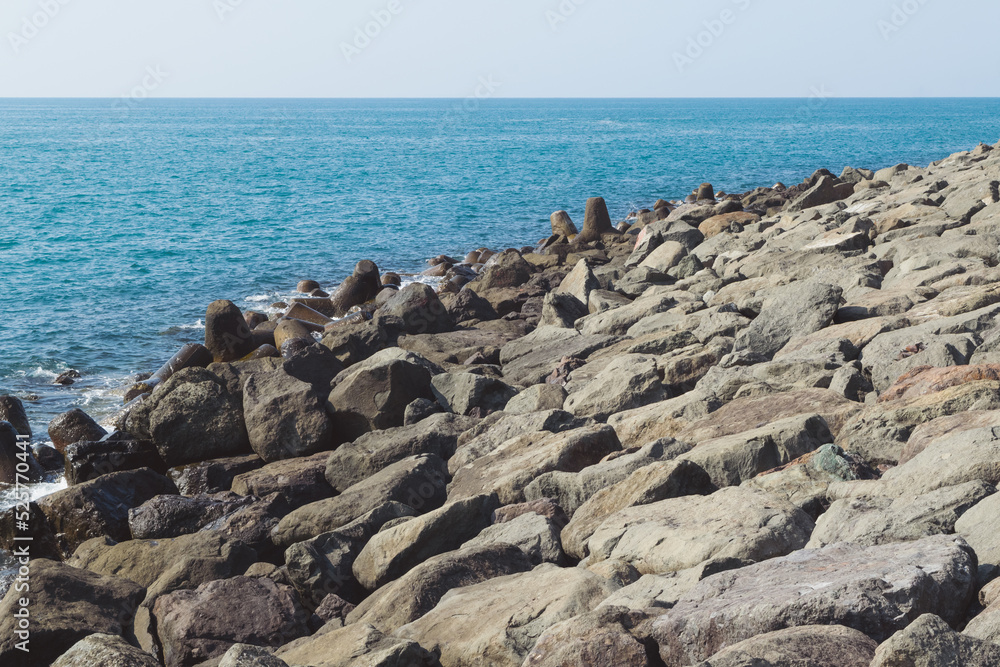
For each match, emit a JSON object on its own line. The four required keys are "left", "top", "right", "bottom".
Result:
{"left": 698, "top": 211, "right": 761, "bottom": 238}
{"left": 879, "top": 364, "right": 1000, "bottom": 403}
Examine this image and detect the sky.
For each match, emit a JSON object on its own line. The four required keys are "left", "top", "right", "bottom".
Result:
{"left": 0, "top": 0, "right": 995, "bottom": 98}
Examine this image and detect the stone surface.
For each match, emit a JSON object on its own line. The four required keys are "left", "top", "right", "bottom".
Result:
{"left": 230, "top": 452, "right": 334, "bottom": 508}
{"left": 733, "top": 281, "right": 842, "bottom": 359}
{"left": 871, "top": 614, "right": 1000, "bottom": 667}
{"left": 564, "top": 355, "right": 668, "bottom": 421}
{"left": 521, "top": 606, "right": 654, "bottom": 667}
{"left": 651, "top": 535, "right": 977, "bottom": 665}
{"left": 353, "top": 494, "right": 498, "bottom": 590}
{"left": 243, "top": 368, "right": 334, "bottom": 462}
{"left": 430, "top": 372, "right": 516, "bottom": 416}
{"left": 154, "top": 576, "right": 309, "bottom": 667}
{"left": 695, "top": 625, "right": 877, "bottom": 667}
{"left": 561, "top": 460, "right": 715, "bottom": 560}
{"left": 347, "top": 543, "right": 533, "bottom": 633}
{"left": 272, "top": 454, "right": 448, "bottom": 549}
{"left": 325, "top": 413, "right": 474, "bottom": 491}
{"left": 448, "top": 424, "right": 621, "bottom": 505}
{"left": 205, "top": 299, "right": 256, "bottom": 362}
{"left": 0, "top": 395, "right": 31, "bottom": 437}
{"left": 51, "top": 633, "right": 162, "bottom": 667}
{"left": 277, "top": 621, "right": 438, "bottom": 667}
{"left": 48, "top": 407, "right": 108, "bottom": 451}
{"left": 395, "top": 564, "right": 616, "bottom": 667}
{"left": 460, "top": 511, "right": 565, "bottom": 565}
{"left": 585, "top": 487, "right": 814, "bottom": 574}
{"left": 0, "top": 560, "right": 146, "bottom": 667}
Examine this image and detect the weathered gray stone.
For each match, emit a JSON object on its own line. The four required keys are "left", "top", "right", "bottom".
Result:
{"left": 872, "top": 614, "right": 1000, "bottom": 667}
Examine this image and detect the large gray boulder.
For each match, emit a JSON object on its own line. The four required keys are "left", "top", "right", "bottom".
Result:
{"left": 524, "top": 438, "right": 690, "bottom": 515}
{"left": 347, "top": 543, "right": 533, "bottom": 633}
{"left": 242, "top": 368, "right": 334, "bottom": 462}
{"left": 325, "top": 413, "right": 475, "bottom": 491}
{"left": 650, "top": 535, "right": 977, "bottom": 665}
{"left": 284, "top": 502, "right": 416, "bottom": 607}
{"left": 272, "top": 454, "right": 448, "bottom": 549}
{"left": 695, "top": 625, "right": 877, "bottom": 667}
{"left": 230, "top": 452, "right": 334, "bottom": 507}
{"left": 460, "top": 511, "right": 565, "bottom": 565}
{"left": 394, "top": 564, "right": 616, "bottom": 667}
{"left": 564, "top": 355, "right": 668, "bottom": 420}
{"left": 326, "top": 352, "right": 434, "bottom": 442}
{"left": 379, "top": 282, "right": 454, "bottom": 334}
{"left": 353, "top": 494, "right": 498, "bottom": 590}
{"left": 584, "top": 487, "right": 814, "bottom": 574}
{"left": 430, "top": 372, "right": 516, "bottom": 416}
{"left": 807, "top": 480, "right": 994, "bottom": 549}
{"left": 0, "top": 560, "right": 146, "bottom": 667}
{"left": 51, "top": 633, "right": 162, "bottom": 667}
{"left": 677, "top": 413, "right": 834, "bottom": 488}
{"left": 129, "top": 367, "right": 251, "bottom": 467}
{"left": 786, "top": 175, "right": 855, "bottom": 212}
{"left": 154, "top": 576, "right": 309, "bottom": 667}
{"left": 277, "top": 622, "right": 438, "bottom": 667}
{"left": 522, "top": 606, "right": 657, "bottom": 667}
{"left": 561, "top": 460, "right": 715, "bottom": 560}
{"left": 733, "top": 281, "right": 842, "bottom": 359}
{"left": 871, "top": 614, "right": 1000, "bottom": 667}
{"left": 448, "top": 424, "right": 621, "bottom": 505}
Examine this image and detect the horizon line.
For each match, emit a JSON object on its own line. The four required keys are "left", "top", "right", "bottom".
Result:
{"left": 2, "top": 96, "right": 1000, "bottom": 101}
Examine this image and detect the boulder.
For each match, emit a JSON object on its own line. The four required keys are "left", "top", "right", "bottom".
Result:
{"left": 353, "top": 494, "right": 498, "bottom": 590}
{"left": 347, "top": 543, "right": 533, "bottom": 633}
{"left": 395, "top": 564, "right": 616, "bottom": 667}
{"left": 585, "top": 487, "right": 814, "bottom": 574}
{"left": 326, "top": 353, "right": 434, "bottom": 442}
{"left": 283, "top": 502, "right": 416, "bottom": 607}
{"left": 133, "top": 367, "right": 251, "bottom": 467}
{"left": 229, "top": 452, "right": 334, "bottom": 508}
{"left": 880, "top": 364, "right": 1000, "bottom": 403}
{"left": 51, "top": 633, "right": 162, "bottom": 667}
{"left": 695, "top": 625, "right": 877, "bottom": 667}
{"left": 0, "top": 395, "right": 31, "bottom": 436}
{"left": 63, "top": 435, "right": 164, "bottom": 486}
{"left": 329, "top": 260, "right": 382, "bottom": 316}
{"left": 499, "top": 326, "right": 617, "bottom": 386}
{"left": 576, "top": 196, "right": 616, "bottom": 244}
{"left": 699, "top": 212, "right": 761, "bottom": 238}
{"left": 539, "top": 291, "right": 589, "bottom": 328}
{"left": 243, "top": 368, "right": 334, "bottom": 462}
{"left": 326, "top": 413, "right": 474, "bottom": 491}
{"left": 48, "top": 407, "right": 108, "bottom": 451}
{"left": 440, "top": 287, "right": 499, "bottom": 324}
{"left": 277, "top": 622, "right": 438, "bottom": 667}
{"left": 651, "top": 535, "right": 977, "bottom": 665}
{"left": 550, "top": 210, "right": 579, "bottom": 237}
{"left": 564, "top": 355, "right": 668, "bottom": 421}
{"left": 472, "top": 249, "right": 535, "bottom": 291}
{"left": 955, "top": 492, "right": 1000, "bottom": 571}
{"left": 505, "top": 384, "right": 567, "bottom": 414}
{"left": 561, "top": 460, "right": 715, "bottom": 559}
{"left": 36, "top": 467, "right": 178, "bottom": 556}
{"left": 205, "top": 299, "right": 256, "bottom": 362}
{"left": 127, "top": 492, "right": 254, "bottom": 539}
{"left": 170, "top": 454, "right": 263, "bottom": 496}
{"left": 218, "top": 644, "right": 290, "bottom": 667}
{"left": 876, "top": 426, "right": 1000, "bottom": 497}
{"left": 733, "top": 281, "right": 842, "bottom": 359}
{"left": 379, "top": 282, "right": 454, "bottom": 334}
{"left": 786, "top": 175, "right": 855, "bottom": 212}
{"left": 521, "top": 606, "right": 655, "bottom": 667}
{"left": 871, "top": 613, "right": 1000, "bottom": 667}
{"left": 0, "top": 560, "right": 146, "bottom": 667}
{"left": 281, "top": 344, "right": 346, "bottom": 395}
{"left": 430, "top": 372, "right": 516, "bottom": 416}
{"left": 448, "top": 425, "right": 621, "bottom": 505}
{"left": 272, "top": 454, "right": 448, "bottom": 549}
{"left": 154, "top": 576, "right": 309, "bottom": 667}
{"left": 556, "top": 259, "right": 601, "bottom": 304}
{"left": 460, "top": 511, "right": 564, "bottom": 565}
{"left": 808, "top": 480, "right": 994, "bottom": 548}
{"left": 677, "top": 414, "right": 834, "bottom": 488}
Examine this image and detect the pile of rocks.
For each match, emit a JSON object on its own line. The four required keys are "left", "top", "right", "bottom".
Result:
{"left": 4, "top": 141, "right": 1000, "bottom": 666}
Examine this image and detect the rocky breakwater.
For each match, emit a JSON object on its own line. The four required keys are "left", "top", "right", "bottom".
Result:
{"left": 5, "top": 141, "right": 1000, "bottom": 665}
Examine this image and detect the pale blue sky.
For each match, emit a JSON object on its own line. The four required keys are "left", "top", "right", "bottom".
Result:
{"left": 0, "top": 0, "right": 994, "bottom": 98}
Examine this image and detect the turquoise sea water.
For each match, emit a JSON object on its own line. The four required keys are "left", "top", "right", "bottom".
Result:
{"left": 1, "top": 97, "right": 999, "bottom": 441}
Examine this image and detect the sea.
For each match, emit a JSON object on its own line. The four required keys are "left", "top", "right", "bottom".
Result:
{"left": 1, "top": 97, "right": 998, "bottom": 522}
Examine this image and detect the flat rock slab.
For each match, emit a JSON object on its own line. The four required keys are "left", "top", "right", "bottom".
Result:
{"left": 695, "top": 625, "right": 877, "bottom": 667}
{"left": 585, "top": 486, "right": 814, "bottom": 575}
{"left": 651, "top": 535, "right": 977, "bottom": 665}
{"left": 394, "top": 563, "right": 615, "bottom": 667}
